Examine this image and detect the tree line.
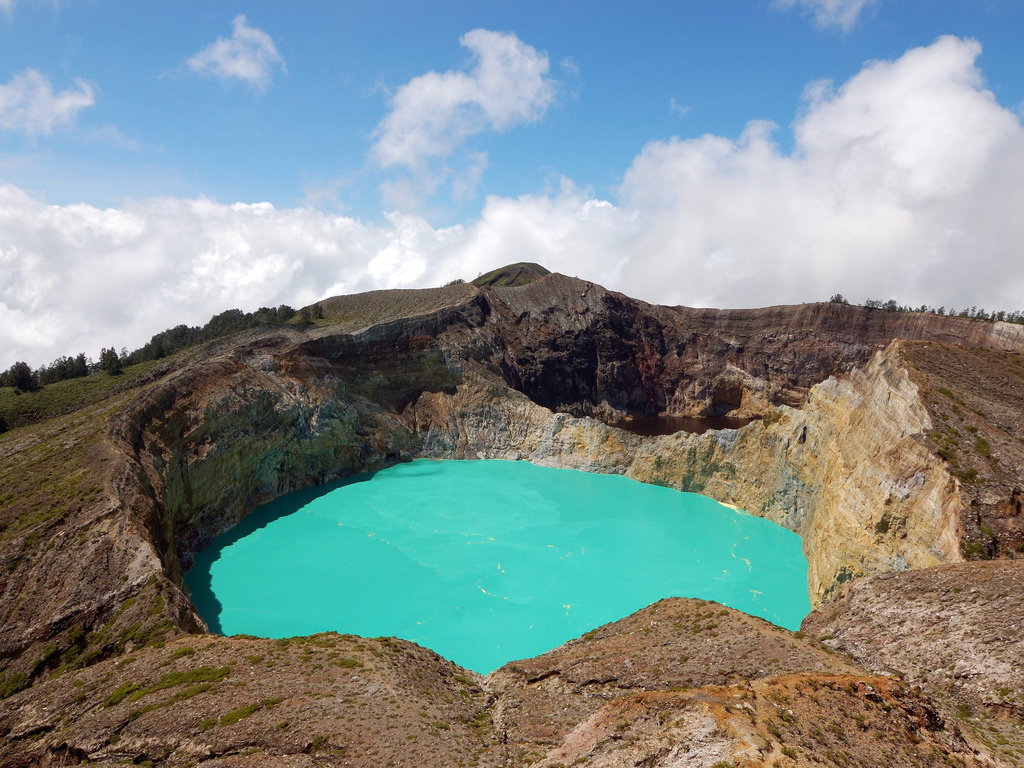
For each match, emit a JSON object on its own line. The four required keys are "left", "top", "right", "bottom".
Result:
{"left": 1, "top": 303, "right": 324, "bottom": 394}
{"left": 828, "top": 294, "right": 1024, "bottom": 324}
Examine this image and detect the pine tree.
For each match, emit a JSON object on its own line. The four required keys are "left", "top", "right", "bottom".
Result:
{"left": 99, "top": 347, "right": 123, "bottom": 376}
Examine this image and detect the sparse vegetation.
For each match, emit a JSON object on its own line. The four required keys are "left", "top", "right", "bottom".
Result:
{"left": 860, "top": 298, "right": 1024, "bottom": 325}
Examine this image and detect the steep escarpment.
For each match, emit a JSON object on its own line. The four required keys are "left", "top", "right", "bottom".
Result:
{"left": 485, "top": 274, "right": 1024, "bottom": 418}
{"left": 99, "top": 274, "right": 1024, "bottom": 610}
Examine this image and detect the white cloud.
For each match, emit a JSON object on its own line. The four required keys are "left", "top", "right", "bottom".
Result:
{"left": 5, "top": 37, "right": 1024, "bottom": 370}
{"left": 0, "top": 187, "right": 391, "bottom": 367}
{"left": 0, "top": 0, "right": 15, "bottom": 16}
{"left": 608, "top": 36, "right": 1024, "bottom": 310}
{"left": 186, "top": 15, "right": 285, "bottom": 90}
{"left": 0, "top": 69, "right": 94, "bottom": 135}
{"left": 774, "top": 0, "right": 877, "bottom": 32}
{"left": 371, "top": 29, "right": 556, "bottom": 200}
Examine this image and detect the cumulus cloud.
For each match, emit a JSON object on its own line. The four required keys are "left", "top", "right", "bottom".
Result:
{"left": 371, "top": 29, "right": 556, "bottom": 199}
{"left": 0, "top": 188, "right": 387, "bottom": 367}
{"left": 610, "top": 36, "right": 1024, "bottom": 309}
{"left": 0, "top": 69, "right": 95, "bottom": 135}
{"left": 4, "top": 37, "right": 1024, "bottom": 370}
{"left": 774, "top": 0, "right": 877, "bottom": 32}
{"left": 186, "top": 15, "right": 285, "bottom": 90}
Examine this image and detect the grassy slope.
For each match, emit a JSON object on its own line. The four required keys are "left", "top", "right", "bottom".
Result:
{"left": 314, "top": 282, "right": 479, "bottom": 332}
{"left": 471, "top": 262, "right": 550, "bottom": 288}
{"left": 901, "top": 341, "right": 1024, "bottom": 557}
{"left": 0, "top": 393, "right": 126, "bottom": 546}
{"left": 0, "top": 359, "right": 169, "bottom": 433}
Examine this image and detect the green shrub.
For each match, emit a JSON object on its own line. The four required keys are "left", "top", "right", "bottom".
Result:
{"left": 129, "top": 683, "right": 214, "bottom": 721}
{"left": 220, "top": 702, "right": 262, "bottom": 725}
{"left": 104, "top": 681, "right": 142, "bottom": 706}
{"left": 0, "top": 671, "right": 30, "bottom": 699}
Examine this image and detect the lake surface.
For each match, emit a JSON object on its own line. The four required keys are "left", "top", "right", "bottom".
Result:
{"left": 187, "top": 459, "right": 810, "bottom": 674}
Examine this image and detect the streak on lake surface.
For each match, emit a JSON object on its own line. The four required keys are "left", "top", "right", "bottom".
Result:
{"left": 187, "top": 459, "right": 810, "bottom": 674}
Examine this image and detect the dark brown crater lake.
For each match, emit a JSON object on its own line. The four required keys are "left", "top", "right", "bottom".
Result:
{"left": 610, "top": 415, "right": 755, "bottom": 436}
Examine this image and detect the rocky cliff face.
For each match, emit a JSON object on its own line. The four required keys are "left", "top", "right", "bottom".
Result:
{"left": 412, "top": 340, "right": 966, "bottom": 603}
{"left": 3, "top": 269, "right": 1024, "bottom": 766}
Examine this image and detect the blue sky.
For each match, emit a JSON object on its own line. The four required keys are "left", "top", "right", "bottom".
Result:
{"left": 3, "top": 0, "right": 1024, "bottom": 367}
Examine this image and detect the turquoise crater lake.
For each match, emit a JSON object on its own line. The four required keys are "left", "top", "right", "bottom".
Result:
{"left": 187, "top": 459, "right": 811, "bottom": 674}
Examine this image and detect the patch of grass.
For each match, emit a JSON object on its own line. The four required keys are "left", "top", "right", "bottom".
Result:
{"left": 960, "top": 540, "right": 985, "bottom": 557}
{"left": 0, "top": 359, "right": 165, "bottom": 431}
{"left": 104, "top": 681, "right": 143, "bottom": 706}
{"left": 147, "top": 593, "right": 165, "bottom": 617}
{"left": 975, "top": 437, "right": 991, "bottom": 458}
{"left": 0, "top": 671, "right": 30, "bottom": 700}
{"left": 469, "top": 708, "right": 492, "bottom": 733}
{"left": 106, "top": 666, "right": 229, "bottom": 708}
{"left": 129, "top": 683, "right": 215, "bottom": 721}
{"left": 220, "top": 702, "right": 263, "bottom": 725}
{"left": 171, "top": 646, "right": 195, "bottom": 659}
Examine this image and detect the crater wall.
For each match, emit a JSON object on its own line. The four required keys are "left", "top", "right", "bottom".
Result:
{"left": 108, "top": 275, "right": 1021, "bottom": 612}
{"left": 4, "top": 273, "right": 1022, "bottom": 672}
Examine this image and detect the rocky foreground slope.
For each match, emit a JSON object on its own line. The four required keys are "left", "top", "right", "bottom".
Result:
{"left": 1, "top": 266, "right": 1023, "bottom": 765}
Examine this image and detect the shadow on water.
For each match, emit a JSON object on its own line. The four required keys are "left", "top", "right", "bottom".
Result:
{"left": 609, "top": 415, "right": 755, "bottom": 437}
{"left": 185, "top": 470, "right": 379, "bottom": 635}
